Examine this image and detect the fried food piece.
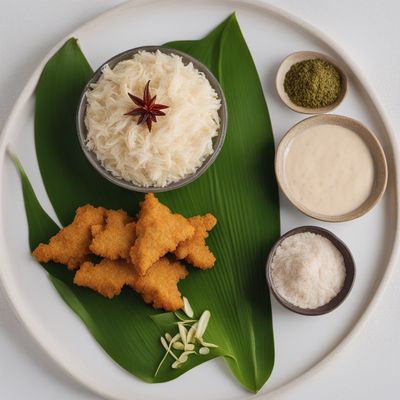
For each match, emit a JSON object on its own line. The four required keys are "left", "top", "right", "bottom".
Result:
{"left": 74, "top": 258, "right": 136, "bottom": 298}
{"left": 130, "top": 193, "right": 194, "bottom": 276}
{"left": 74, "top": 257, "right": 188, "bottom": 311}
{"left": 32, "top": 205, "right": 105, "bottom": 270}
{"left": 90, "top": 209, "right": 136, "bottom": 260}
{"left": 129, "top": 257, "right": 188, "bottom": 311}
{"left": 175, "top": 214, "right": 217, "bottom": 269}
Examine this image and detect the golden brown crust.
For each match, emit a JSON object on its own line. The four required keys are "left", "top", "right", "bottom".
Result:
{"left": 90, "top": 209, "right": 136, "bottom": 260}
{"left": 74, "top": 259, "right": 136, "bottom": 298}
{"left": 73, "top": 257, "right": 187, "bottom": 311}
{"left": 130, "top": 193, "right": 194, "bottom": 276}
{"left": 32, "top": 205, "right": 105, "bottom": 270}
{"left": 129, "top": 257, "right": 188, "bottom": 311}
{"left": 31, "top": 195, "right": 213, "bottom": 311}
{"left": 174, "top": 214, "right": 217, "bottom": 269}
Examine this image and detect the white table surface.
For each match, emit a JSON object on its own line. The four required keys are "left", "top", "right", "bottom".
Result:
{"left": 1, "top": 1, "right": 399, "bottom": 399}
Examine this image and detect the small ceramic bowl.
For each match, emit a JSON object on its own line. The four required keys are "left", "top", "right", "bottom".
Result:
{"left": 76, "top": 46, "right": 227, "bottom": 193}
{"left": 266, "top": 226, "right": 356, "bottom": 316}
{"left": 275, "top": 114, "right": 388, "bottom": 222}
{"left": 276, "top": 51, "right": 348, "bottom": 114}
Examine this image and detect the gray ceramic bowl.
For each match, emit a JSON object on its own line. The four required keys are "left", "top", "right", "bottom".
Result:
{"left": 266, "top": 226, "right": 355, "bottom": 316}
{"left": 76, "top": 46, "right": 227, "bottom": 192}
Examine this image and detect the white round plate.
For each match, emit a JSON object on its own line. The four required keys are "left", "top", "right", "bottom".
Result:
{"left": 0, "top": 1, "right": 399, "bottom": 399}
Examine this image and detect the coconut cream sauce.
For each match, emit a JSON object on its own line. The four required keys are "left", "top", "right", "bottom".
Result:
{"left": 284, "top": 124, "right": 374, "bottom": 216}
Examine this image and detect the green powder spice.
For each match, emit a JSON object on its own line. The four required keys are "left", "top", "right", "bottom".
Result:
{"left": 284, "top": 59, "right": 341, "bottom": 108}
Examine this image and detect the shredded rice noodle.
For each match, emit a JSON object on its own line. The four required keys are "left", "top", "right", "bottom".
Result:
{"left": 85, "top": 50, "right": 221, "bottom": 187}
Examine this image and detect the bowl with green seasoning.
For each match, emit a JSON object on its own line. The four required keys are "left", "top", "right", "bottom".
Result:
{"left": 276, "top": 51, "right": 348, "bottom": 114}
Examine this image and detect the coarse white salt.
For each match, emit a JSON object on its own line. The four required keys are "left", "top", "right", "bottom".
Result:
{"left": 270, "top": 232, "right": 346, "bottom": 309}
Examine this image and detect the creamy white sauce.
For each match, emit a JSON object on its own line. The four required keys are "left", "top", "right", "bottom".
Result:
{"left": 283, "top": 124, "right": 374, "bottom": 216}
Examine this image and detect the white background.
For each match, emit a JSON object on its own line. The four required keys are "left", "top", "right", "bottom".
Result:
{"left": 1, "top": 1, "right": 399, "bottom": 399}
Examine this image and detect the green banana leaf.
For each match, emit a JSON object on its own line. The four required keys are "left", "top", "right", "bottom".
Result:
{"left": 16, "top": 13, "right": 280, "bottom": 392}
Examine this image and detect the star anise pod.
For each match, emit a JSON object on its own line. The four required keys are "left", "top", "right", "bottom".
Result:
{"left": 124, "top": 80, "right": 169, "bottom": 132}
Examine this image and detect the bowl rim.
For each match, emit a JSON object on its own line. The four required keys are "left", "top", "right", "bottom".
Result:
{"left": 265, "top": 225, "right": 356, "bottom": 316}
{"left": 76, "top": 45, "right": 227, "bottom": 193}
{"left": 275, "top": 114, "right": 388, "bottom": 222}
{"left": 275, "top": 50, "right": 348, "bottom": 115}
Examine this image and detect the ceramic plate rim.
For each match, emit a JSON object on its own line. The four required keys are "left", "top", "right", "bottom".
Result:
{"left": 0, "top": 1, "right": 399, "bottom": 399}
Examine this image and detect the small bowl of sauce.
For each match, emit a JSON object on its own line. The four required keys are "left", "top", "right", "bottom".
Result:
{"left": 275, "top": 114, "right": 387, "bottom": 222}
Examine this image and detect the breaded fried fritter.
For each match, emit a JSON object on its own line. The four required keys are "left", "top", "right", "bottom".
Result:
{"left": 74, "top": 258, "right": 136, "bottom": 298}
{"left": 175, "top": 214, "right": 217, "bottom": 269}
{"left": 74, "top": 257, "right": 188, "bottom": 311}
{"left": 129, "top": 257, "right": 188, "bottom": 311}
{"left": 32, "top": 205, "right": 105, "bottom": 270}
{"left": 90, "top": 209, "right": 136, "bottom": 260}
{"left": 130, "top": 193, "right": 194, "bottom": 276}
